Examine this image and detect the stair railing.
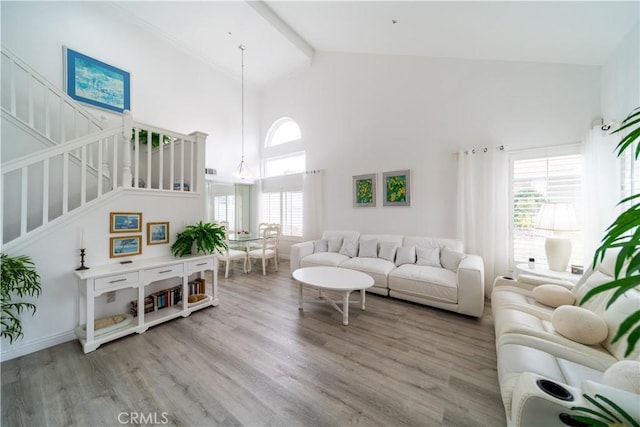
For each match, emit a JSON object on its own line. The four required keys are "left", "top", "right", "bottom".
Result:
{"left": 2, "top": 111, "right": 206, "bottom": 244}
{"left": 1, "top": 46, "right": 104, "bottom": 146}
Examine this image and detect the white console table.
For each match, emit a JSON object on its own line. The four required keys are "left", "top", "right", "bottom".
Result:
{"left": 74, "top": 254, "right": 218, "bottom": 353}
{"left": 516, "top": 263, "right": 581, "bottom": 284}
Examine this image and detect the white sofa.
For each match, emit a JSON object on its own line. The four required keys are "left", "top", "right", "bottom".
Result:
{"left": 290, "top": 230, "right": 485, "bottom": 317}
{"left": 491, "top": 252, "right": 640, "bottom": 427}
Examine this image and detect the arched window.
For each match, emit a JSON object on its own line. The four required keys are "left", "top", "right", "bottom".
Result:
{"left": 265, "top": 117, "right": 301, "bottom": 147}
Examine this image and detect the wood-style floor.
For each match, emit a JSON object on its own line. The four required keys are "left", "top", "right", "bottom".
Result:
{"left": 1, "top": 261, "right": 506, "bottom": 427}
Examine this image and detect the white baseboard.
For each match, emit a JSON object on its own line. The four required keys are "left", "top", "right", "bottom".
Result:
{"left": 1, "top": 330, "right": 76, "bottom": 362}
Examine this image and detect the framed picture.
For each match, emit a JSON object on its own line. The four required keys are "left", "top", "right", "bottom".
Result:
{"left": 110, "top": 212, "right": 142, "bottom": 233}
{"left": 110, "top": 235, "right": 142, "bottom": 258}
{"left": 147, "top": 222, "right": 170, "bottom": 245}
{"left": 64, "top": 47, "right": 130, "bottom": 113}
{"left": 353, "top": 173, "right": 376, "bottom": 207}
{"left": 383, "top": 170, "right": 411, "bottom": 207}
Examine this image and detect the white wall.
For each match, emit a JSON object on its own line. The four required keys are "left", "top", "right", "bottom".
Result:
{"left": 601, "top": 22, "right": 640, "bottom": 122}
{"left": 260, "top": 52, "right": 601, "bottom": 239}
{"left": 0, "top": 1, "right": 260, "bottom": 184}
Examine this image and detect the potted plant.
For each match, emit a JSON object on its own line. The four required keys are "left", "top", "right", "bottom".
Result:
{"left": 570, "top": 107, "right": 640, "bottom": 425}
{"left": 131, "top": 129, "right": 172, "bottom": 148}
{"left": 1, "top": 253, "right": 42, "bottom": 343}
{"left": 171, "top": 221, "right": 227, "bottom": 257}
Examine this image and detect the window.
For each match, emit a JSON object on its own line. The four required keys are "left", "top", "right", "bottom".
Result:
{"left": 510, "top": 150, "right": 583, "bottom": 268}
{"left": 620, "top": 140, "right": 640, "bottom": 203}
{"left": 213, "top": 195, "right": 235, "bottom": 232}
{"left": 265, "top": 117, "right": 301, "bottom": 147}
{"left": 261, "top": 190, "right": 303, "bottom": 237}
{"left": 263, "top": 152, "right": 306, "bottom": 178}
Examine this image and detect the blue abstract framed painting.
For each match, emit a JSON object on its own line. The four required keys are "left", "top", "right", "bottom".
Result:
{"left": 110, "top": 236, "right": 142, "bottom": 258}
{"left": 110, "top": 212, "right": 142, "bottom": 233}
{"left": 64, "top": 47, "right": 130, "bottom": 113}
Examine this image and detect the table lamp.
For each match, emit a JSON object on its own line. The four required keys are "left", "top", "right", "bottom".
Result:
{"left": 534, "top": 203, "right": 579, "bottom": 272}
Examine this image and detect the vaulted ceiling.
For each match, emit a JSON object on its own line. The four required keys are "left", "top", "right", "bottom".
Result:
{"left": 113, "top": 1, "right": 639, "bottom": 85}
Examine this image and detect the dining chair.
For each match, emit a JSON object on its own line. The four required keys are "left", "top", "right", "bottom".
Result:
{"left": 219, "top": 222, "right": 248, "bottom": 278}
{"left": 247, "top": 224, "right": 279, "bottom": 275}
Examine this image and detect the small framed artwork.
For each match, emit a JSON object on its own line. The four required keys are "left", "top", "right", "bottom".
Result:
{"left": 64, "top": 47, "right": 131, "bottom": 113}
{"left": 383, "top": 169, "right": 411, "bottom": 207}
{"left": 147, "top": 222, "right": 170, "bottom": 245}
{"left": 110, "top": 212, "right": 142, "bottom": 233}
{"left": 353, "top": 173, "right": 376, "bottom": 207}
{"left": 110, "top": 235, "right": 142, "bottom": 258}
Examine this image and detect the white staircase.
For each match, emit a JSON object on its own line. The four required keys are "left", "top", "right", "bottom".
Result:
{"left": 1, "top": 46, "right": 206, "bottom": 247}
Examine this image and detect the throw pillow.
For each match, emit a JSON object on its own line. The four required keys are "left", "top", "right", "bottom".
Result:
{"left": 416, "top": 246, "right": 441, "bottom": 267}
{"left": 359, "top": 240, "right": 378, "bottom": 258}
{"left": 532, "top": 284, "right": 575, "bottom": 308}
{"left": 313, "top": 239, "right": 328, "bottom": 253}
{"left": 328, "top": 237, "right": 343, "bottom": 253}
{"left": 339, "top": 239, "right": 359, "bottom": 258}
{"left": 440, "top": 247, "right": 466, "bottom": 272}
{"left": 602, "top": 361, "right": 640, "bottom": 394}
{"left": 551, "top": 305, "right": 608, "bottom": 345}
{"left": 378, "top": 241, "right": 398, "bottom": 262}
{"left": 395, "top": 246, "right": 416, "bottom": 266}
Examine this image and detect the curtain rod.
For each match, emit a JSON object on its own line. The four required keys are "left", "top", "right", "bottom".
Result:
{"left": 460, "top": 145, "right": 505, "bottom": 155}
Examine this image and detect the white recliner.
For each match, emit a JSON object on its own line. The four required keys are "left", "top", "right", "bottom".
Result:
{"left": 491, "top": 251, "right": 640, "bottom": 427}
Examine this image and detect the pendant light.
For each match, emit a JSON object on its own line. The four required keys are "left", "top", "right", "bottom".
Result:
{"left": 233, "top": 44, "right": 252, "bottom": 179}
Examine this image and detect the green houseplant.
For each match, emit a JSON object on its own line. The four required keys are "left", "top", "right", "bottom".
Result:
{"left": 570, "top": 107, "right": 640, "bottom": 426}
{"left": 171, "top": 221, "right": 227, "bottom": 257}
{"left": 131, "top": 129, "right": 172, "bottom": 148}
{"left": 1, "top": 253, "right": 42, "bottom": 343}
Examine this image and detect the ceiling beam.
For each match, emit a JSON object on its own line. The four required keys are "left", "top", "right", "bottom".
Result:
{"left": 247, "top": 1, "right": 315, "bottom": 61}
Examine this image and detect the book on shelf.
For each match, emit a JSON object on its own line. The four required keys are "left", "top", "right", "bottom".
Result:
{"left": 130, "top": 284, "right": 183, "bottom": 316}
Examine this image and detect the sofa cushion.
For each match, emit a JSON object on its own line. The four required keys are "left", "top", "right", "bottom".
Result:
{"left": 358, "top": 239, "right": 378, "bottom": 258}
{"left": 378, "top": 241, "right": 398, "bottom": 262}
{"left": 599, "top": 288, "right": 640, "bottom": 360}
{"left": 313, "top": 239, "right": 328, "bottom": 253}
{"left": 602, "top": 361, "right": 640, "bottom": 393}
{"left": 532, "top": 284, "right": 575, "bottom": 308}
{"left": 440, "top": 246, "right": 466, "bottom": 272}
{"left": 403, "top": 236, "right": 463, "bottom": 253}
{"left": 389, "top": 264, "right": 458, "bottom": 303}
{"left": 328, "top": 237, "right": 343, "bottom": 253}
{"left": 395, "top": 246, "right": 416, "bottom": 266}
{"left": 340, "top": 257, "right": 396, "bottom": 285}
{"left": 416, "top": 246, "right": 441, "bottom": 267}
{"left": 300, "top": 252, "right": 350, "bottom": 268}
{"left": 339, "top": 239, "right": 359, "bottom": 257}
{"left": 552, "top": 306, "right": 608, "bottom": 346}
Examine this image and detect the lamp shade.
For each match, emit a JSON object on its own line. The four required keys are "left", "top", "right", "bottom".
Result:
{"left": 535, "top": 203, "right": 579, "bottom": 232}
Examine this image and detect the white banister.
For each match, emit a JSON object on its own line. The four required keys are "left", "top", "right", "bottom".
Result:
{"left": 1, "top": 46, "right": 103, "bottom": 146}
{"left": 122, "top": 111, "right": 132, "bottom": 188}
{"left": 2, "top": 46, "right": 210, "bottom": 245}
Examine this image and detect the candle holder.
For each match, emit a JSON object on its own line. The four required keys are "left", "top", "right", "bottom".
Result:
{"left": 76, "top": 248, "right": 89, "bottom": 271}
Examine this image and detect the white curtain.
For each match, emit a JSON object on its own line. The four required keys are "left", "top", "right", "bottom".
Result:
{"left": 303, "top": 170, "right": 324, "bottom": 241}
{"left": 457, "top": 147, "right": 509, "bottom": 297}
{"left": 582, "top": 126, "right": 620, "bottom": 263}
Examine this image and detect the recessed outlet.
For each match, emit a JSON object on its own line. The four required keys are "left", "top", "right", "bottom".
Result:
{"left": 106, "top": 291, "right": 116, "bottom": 303}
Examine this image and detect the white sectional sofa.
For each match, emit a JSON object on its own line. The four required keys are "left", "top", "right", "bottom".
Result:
{"left": 290, "top": 230, "right": 485, "bottom": 317}
{"left": 491, "top": 252, "right": 640, "bottom": 426}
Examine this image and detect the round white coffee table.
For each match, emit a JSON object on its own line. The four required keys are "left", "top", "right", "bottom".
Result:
{"left": 292, "top": 266, "right": 374, "bottom": 325}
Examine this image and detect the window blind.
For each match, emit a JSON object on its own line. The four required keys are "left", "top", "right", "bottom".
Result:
{"left": 261, "top": 190, "right": 303, "bottom": 237}
{"left": 511, "top": 154, "right": 583, "bottom": 267}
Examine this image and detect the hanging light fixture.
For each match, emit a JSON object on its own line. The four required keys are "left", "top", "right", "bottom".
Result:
{"left": 233, "top": 44, "right": 252, "bottom": 180}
